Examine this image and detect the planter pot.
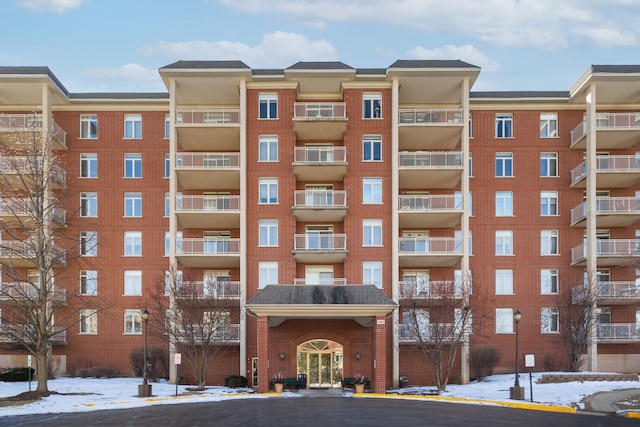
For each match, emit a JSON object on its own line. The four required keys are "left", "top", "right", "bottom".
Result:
{"left": 138, "top": 383, "right": 152, "bottom": 397}
{"left": 509, "top": 386, "right": 524, "bottom": 400}
{"left": 355, "top": 383, "right": 365, "bottom": 394}
{"left": 274, "top": 383, "right": 284, "bottom": 393}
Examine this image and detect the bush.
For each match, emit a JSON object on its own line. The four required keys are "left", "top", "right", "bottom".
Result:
{"left": 0, "top": 367, "right": 35, "bottom": 382}
{"left": 68, "top": 358, "right": 94, "bottom": 378}
{"left": 224, "top": 375, "right": 248, "bottom": 388}
{"left": 470, "top": 345, "right": 502, "bottom": 381}
{"left": 76, "top": 366, "right": 118, "bottom": 378}
{"left": 129, "top": 346, "right": 169, "bottom": 381}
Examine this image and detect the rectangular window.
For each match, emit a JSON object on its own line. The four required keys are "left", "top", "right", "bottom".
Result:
{"left": 495, "top": 191, "right": 513, "bottom": 216}
{"left": 541, "top": 230, "right": 559, "bottom": 255}
{"left": 541, "top": 191, "right": 558, "bottom": 216}
{"left": 496, "top": 113, "right": 513, "bottom": 138}
{"left": 80, "top": 309, "right": 98, "bottom": 334}
{"left": 541, "top": 308, "right": 559, "bottom": 333}
{"left": 363, "top": 178, "right": 382, "bottom": 204}
{"left": 496, "top": 230, "right": 513, "bottom": 256}
{"left": 363, "top": 261, "right": 383, "bottom": 288}
{"left": 124, "top": 114, "right": 142, "bottom": 139}
{"left": 259, "top": 93, "right": 278, "bottom": 119}
{"left": 124, "top": 309, "right": 142, "bottom": 334}
{"left": 540, "top": 113, "right": 558, "bottom": 138}
{"left": 259, "top": 262, "right": 278, "bottom": 288}
{"left": 495, "top": 269, "right": 513, "bottom": 294}
{"left": 80, "top": 114, "right": 98, "bottom": 139}
{"left": 363, "top": 136, "right": 382, "bottom": 161}
{"left": 124, "top": 193, "right": 142, "bottom": 217}
{"left": 540, "top": 153, "right": 558, "bottom": 177}
{"left": 259, "top": 136, "right": 278, "bottom": 161}
{"left": 80, "top": 270, "right": 97, "bottom": 295}
{"left": 164, "top": 114, "right": 170, "bottom": 139}
{"left": 124, "top": 154, "right": 142, "bottom": 178}
{"left": 80, "top": 192, "right": 98, "bottom": 217}
{"left": 496, "top": 308, "right": 514, "bottom": 334}
{"left": 165, "top": 231, "right": 182, "bottom": 256}
{"left": 495, "top": 153, "right": 513, "bottom": 177}
{"left": 363, "top": 93, "right": 382, "bottom": 119}
{"left": 80, "top": 231, "right": 98, "bottom": 256}
{"left": 454, "top": 230, "right": 472, "bottom": 254}
{"left": 165, "top": 154, "right": 170, "bottom": 178}
{"left": 124, "top": 231, "right": 142, "bottom": 256}
{"left": 80, "top": 153, "right": 98, "bottom": 178}
{"left": 259, "top": 219, "right": 278, "bottom": 246}
{"left": 363, "top": 219, "right": 382, "bottom": 246}
{"left": 259, "top": 178, "right": 278, "bottom": 204}
{"left": 124, "top": 271, "right": 142, "bottom": 296}
{"left": 165, "top": 192, "right": 171, "bottom": 217}
{"left": 469, "top": 113, "right": 473, "bottom": 139}
{"left": 541, "top": 269, "right": 559, "bottom": 294}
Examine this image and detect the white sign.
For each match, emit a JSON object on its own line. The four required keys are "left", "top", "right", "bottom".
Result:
{"left": 174, "top": 353, "right": 182, "bottom": 365}
{"left": 377, "top": 319, "right": 385, "bottom": 325}
{"left": 525, "top": 354, "right": 535, "bottom": 368}
{"left": 27, "top": 355, "right": 32, "bottom": 367}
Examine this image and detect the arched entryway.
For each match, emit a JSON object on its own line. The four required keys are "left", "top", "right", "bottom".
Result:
{"left": 297, "top": 340, "right": 343, "bottom": 388}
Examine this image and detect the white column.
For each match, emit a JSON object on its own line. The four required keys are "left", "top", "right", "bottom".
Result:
{"left": 391, "top": 77, "right": 400, "bottom": 388}
{"left": 585, "top": 85, "right": 598, "bottom": 372}
{"left": 239, "top": 78, "right": 247, "bottom": 377}
{"left": 168, "top": 78, "right": 178, "bottom": 384}
{"left": 460, "top": 77, "right": 470, "bottom": 384}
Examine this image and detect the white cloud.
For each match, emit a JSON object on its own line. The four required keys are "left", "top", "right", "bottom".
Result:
{"left": 80, "top": 64, "right": 163, "bottom": 90}
{"left": 17, "top": 0, "right": 90, "bottom": 13}
{"left": 407, "top": 45, "right": 500, "bottom": 72}
{"left": 138, "top": 31, "right": 338, "bottom": 68}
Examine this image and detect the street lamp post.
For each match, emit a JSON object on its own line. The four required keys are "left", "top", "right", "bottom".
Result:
{"left": 510, "top": 310, "right": 524, "bottom": 400}
{"left": 138, "top": 308, "right": 152, "bottom": 397}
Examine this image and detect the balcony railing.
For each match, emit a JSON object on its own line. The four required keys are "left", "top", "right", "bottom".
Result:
{"left": 293, "top": 278, "right": 347, "bottom": 286}
{"left": 598, "top": 323, "right": 639, "bottom": 341}
{"left": 176, "top": 109, "right": 240, "bottom": 125}
{"left": 294, "top": 146, "right": 346, "bottom": 164}
{"left": 398, "top": 109, "right": 463, "bottom": 125}
{"left": 399, "top": 280, "right": 461, "bottom": 299}
{"left": 0, "top": 114, "right": 67, "bottom": 148}
{"left": 176, "top": 281, "right": 240, "bottom": 299}
{"left": 293, "top": 190, "right": 346, "bottom": 208}
{"left": 0, "top": 282, "right": 67, "bottom": 304}
{"left": 293, "top": 234, "right": 347, "bottom": 251}
{"left": 0, "top": 241, "right": 66, "bottom": 265}
{"left": 294, "top": 102, "right": 346, "bottom": 119}
{"left": 399, "top": 151, "right": 462, "bottom": 167}
{"left": 0, "top": 156, "right": 67, "bottom": 186}
{"left": 571, "top": 239, "right": 640, "bottom": 263}
{"left": 176, "top": 195, "right": 240, "bottom": 212}
{"left": 571, "top": 113, "right": 640, "bottom": 146}
{"left": 0, "top": 325, "right": 66, "bottom": 344}
{"left": 571, "top": 197, "right": 640, "bottom": 224}
{"left": 177, "top": 324, "right": 240, "bottom": 342}
{"left": 176, "top": 152, "right": 240, "bottom": 169}
{"left": 572, "top": 281, "right": 639, "bottom": 303}
{"left": 398, "top": 194, "right": 461, "bottom": 211}
{"left": 571, "top": 155, "right": 640, "bottom": 185}
{"left": 176, "top": 238, "right": 240, "bottom": 255}
{"left": 398, "top": 323, "right": 456, "bottom": 342}
{"left": 399, "top": 237, "right": 462, "bottom": 254}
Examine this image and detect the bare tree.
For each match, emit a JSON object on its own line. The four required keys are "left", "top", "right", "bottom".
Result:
{"left": 147, "top": 267, "right": 241, "bottom": 390}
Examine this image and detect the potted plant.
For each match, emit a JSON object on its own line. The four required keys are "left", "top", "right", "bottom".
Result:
{"left": 354, "top": 373, "right": 366, "bottom": 394}
{"left": 272, "top": 372, "right": 284, "bottom": 393}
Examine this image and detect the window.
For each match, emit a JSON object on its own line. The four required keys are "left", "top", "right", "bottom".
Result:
{"left": 496, "top": 230, "right": 513, "bottom": 256}
{"left": 363, "top": 136, "right": 382, "bottom": 161}
{"left": 80, "top": 231, "right": 97, "bottom": 256}
{"left": 363, "top": 93, "right": 382, "bottom": 119}
{"left": 79, "top": 309, "right": 98, "bottom": 334}
{"left": 124, "top": 114, "right": 142, "bottom": 139}
{"left": 259, "top": 178, "right": 278, "bottom": 204}
{"left": 363, "top": 178, "right": 382, "bottom": 204}
{"left": 540, "top": 113, "right": 558, "bottom": 138}
{"left": 124, "top": 309, "right": 142, "bottom": 334}
{"left": 495, "top": 153, "right": 513, "bottom": 177}
{"left": 402, "top": 309, "right": 430, "bottom": 338}
{"left": 164, "top": 114, "right": 170, "bottom": 139}
{"left": 363, "top": 219, "right": 382, "bottom": 246}
{"left": 258, "top": 262, "right": 278, "bottom": 288}
{"left": 454, "top": 230, "right": 472, "bottom": 254}
{"left": 259, "top": 93, "right": 278, "bottom": 119}
{"left": 124, "top": 231, "right": 142, "bottom": 256}
{"left": 80, "top": 270, "right": 97, "bottom": 295}
{"left": 496, "top": 269, "right": 513, "bottom": 294}
{"left": 541, "top": 230, "right": 559, "bottom": 255}
{"left": 165, "top": 192, "right": 170, "bottom": 217}
{"left": 496, "top": 308, "right": 514, "bottom": 334}
{"left": 363, "top": 261, "right": 382, "bottom": 288}
{"left": 541, "top": 308, "right": 559, "bottom": 333}
{"left": 541, "top": 269, "right": 559, "bottom": 294}
{"left": 124, "top": 154, "right": 142, "bottom": 178}
{"left": 124, "top": 271, "right": 142, "bottom": 296}
{"left": 469, "top": 113, "right": 473, "bottom": 139}
{"left": 468, "top": 152, "right": 473, "bottom": 177}
{"left": 80, "top": 192, "right": 98, "bottom": 217}
{"left": 164, "top": 154, "right": 170, "bottom": 178}
{"left": 540, "top": 153, "right": 558, "bottom": 177}
{"left": 495, "top": 191, "right": 513, "bottom": 216}
{"left": 124, "top": 193, "right": 142, "bottom": 217}
{"left": 496, "top": 113, "right": 513, "bottom": 138}
{"left": 80, "top": 114, "right": 98, "bottom": 139}
{"left": 259, "top": 136, "right": 278, "bottom": 161}
{"left": 259, "top": 220, "right": 278, "bottom": 246}
{"left": 541, "top": 191, "right": 558, "bottom": 216}
{"left": 165, "top": 231, "right": 182, "bottom": 256}
{"left": 80, "top": 153, "right": 98, "bottom": 178}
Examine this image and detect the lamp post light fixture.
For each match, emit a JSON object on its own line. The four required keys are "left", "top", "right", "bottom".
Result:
{"left": 510, "top": 309, "right": 524, "bottom": 400}
{"left": 138, "top": 308, "right": 152, "bottom": 397}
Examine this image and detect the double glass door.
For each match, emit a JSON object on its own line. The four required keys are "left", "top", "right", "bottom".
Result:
{"left": 297, "top": 340, "right": 343, "bottom": 388}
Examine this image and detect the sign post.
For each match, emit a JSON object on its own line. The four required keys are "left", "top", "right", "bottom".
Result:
{"left": 174, "top": 353, "right": 182, "bottom": 397}
{"left": 27, "top": 355, "right": 32, "bottom": 392}
{"left": 524, "top": 354, "right": 535, "bottom": 402}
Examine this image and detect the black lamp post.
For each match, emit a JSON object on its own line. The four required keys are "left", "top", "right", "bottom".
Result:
{"left": 509, "top": 310, "right": 524, "bottom": 400}
{"left": 138, "top": 308, "right": 152, "bottom": 397}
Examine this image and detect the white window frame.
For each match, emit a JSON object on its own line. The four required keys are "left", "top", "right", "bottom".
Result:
{"left": 363, "top": 177, "right": 382, "bottom": 204}
{"left": 258, "top": 262, "right": 278, "bottom": 289}
{"left": 80, "top": 114, "right": 98, "bottom": 139}
{"left": 124, "top": 309, "right": 142, "bottom": 334}
{"left": 259, "top": 93, "right": 278, "bottom": 119}
{"left": 80, "top": 270, "right": 97, "bottom": 295}
{"left": 80, "top": 309, "right": 98, "bottom": 334}
{"left": 495, "top": 230, "right": 513, "bottom": 256}
{"left": 124, "top": 231, "right": 142, "bottom": 256}
{"left": 540, "top": 152, "right": 558, "bottom": 177}
{"left": 363, "top": 219, "right": 382, "bottom": 246}
{"left": 124, "top": 193, "right": 142, "bottom": 218}
{"left": 541, "top": 191, "right": 558, "bottom": 216}
{"left": 259, "top": 219, "right": 278, "bottom": 247}
{"left": 164, "top": 114, "right": 170, "bottom": 139}
{"left": 541, "top": 308, "right": 560, "bottom": 333}
{"left": 165, "top": 154, "right": 170, "bottom": 178}
{"left": 495, "top": 153, "right": 513, "bottom": 177}
{"left": 495, "top": 269, "right": 513, "bottom": 295}
{"left": 496, "top": 113, "right": 513, "bottom": 138}
{"left": 540, "top": 113, "right": 558, "bottom": 138}
{"left": 124, "top": 270, "right": 142, "bottom": 296}
{"left": 80, "top": 192, "right": 98, "bottom": 217}
{"left": 495, "top": 191, "right": 513, "bottom": 216}
{"left": 124, "top": 114, "right": 142, "bottom": 139}
{"left": 541, "top": 230, "right": 559, "bottom": 255}
{"left": 496, "top": 308, "right": 514, "bottom": 334}
{"left": 80, "top": 231, "right": 98, "bottom": 256}
{"left": 124, "top": 153, "right": 142, "bottom": 178}
{"left": 363, "top": 135, "right": 382, "bottom": 161}
{"left": 363, "top": 261, "right": 383, "bottom": 288}
{"left": 258, "top": 136, "right": 278, "bottom": 162}
{"left": 541, "top": 269, "right": 559, "bottom": 294}
{"left": 80, "top": 153, "right": 98, "bottom": 178}
{"left": 259, "top": 178, "right": 278, "bottom": 204}
{"left": 363, "top": 93, "right": 382, "bottom": 119}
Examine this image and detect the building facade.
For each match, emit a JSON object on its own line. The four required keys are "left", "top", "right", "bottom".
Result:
{"left": 0, "top": 62, "right": 639, "bottom": 393}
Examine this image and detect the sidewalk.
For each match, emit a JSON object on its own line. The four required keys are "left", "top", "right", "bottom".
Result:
{"left": 583, "top": 388, "right": 640, "bottom": 418}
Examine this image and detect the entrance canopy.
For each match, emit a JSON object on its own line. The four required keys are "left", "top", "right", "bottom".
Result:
{"left": 245, "top": 285, "right": 397, "bottom": 327}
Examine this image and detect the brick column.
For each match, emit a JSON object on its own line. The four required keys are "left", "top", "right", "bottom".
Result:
{"left": 373, "top": 315, "right": 387, "bottom": 393}
{"left": 257, "top": 316, "right": 269, "bottom": 393}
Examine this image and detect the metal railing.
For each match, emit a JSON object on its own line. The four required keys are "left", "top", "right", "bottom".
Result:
{"left": 398, "top": 109, "right": 463, "bottom": 125}
{"left": 294, "top": 102, "right": 346, "bottom": 119}
{"left": 398, "top": 323, "right": 456, "bottom": 342}
{"left": 571, "top": 155, "right": 640, "bottom": 185}
{"left": 398, "top": 237, "right": 462, "bottom": 254}
{"left": 571, "top": 239, "right": 640, "bottom": 263}
{"left": 293, "top": 278, "right": 347, "bottom": 286}
{"left": 176, "top": 109, "right": 240, "bottom": 125}
{"left": 398, "top": 194, "right": 462, "bottom": 211}
{"left": 176, "top": 152, "right": 240, "bottom": 168}
{"left": 176, "top": 281, "right": 240, "bottom": 299}
{"left": 0, "top": 241, "right": 66, "bottom": 264}
{"left": 176, "top": 195, "right": 240, "bottom": 212}
{"left": 293, "top": 234, "right": 347, "bottom": 251}
{"left": 572, "top": 281, "right": 640, "bottom": 302}
{"left": 598, "top": 323, "right": 639, "bottom": 340}
{"left": 177, "top": 324, "right": 240, "bottom": 342}
{"left": 176, "top": 238, "right": 241, "bottom": 255}
{"left": 398, "top": 151, "right": 462, "bottom": 167}
{"left": 0, "top": 282, "right": 67, "bottom": 304}
{"left": 571, "top": 197, "right": 640, "bottom": 223}
{"left": 0, "top": 156, "right": 67, "bottom": 186}
{"left": 293, "top": 146, "right": 346, "bottom": 164}
{"left": 293, "top": 190, "right": 346, "bottom": 208}
{"left": 398, "top": 280, "right": 461, "bottom": 298}
{"left": 0, "top": 114, "right": 67, "bottom": 147}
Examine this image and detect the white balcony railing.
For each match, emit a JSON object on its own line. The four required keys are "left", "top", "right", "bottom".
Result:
{"left": 398, "top": 109, "right": 463, "bottom": 125}
{"left": 399, "top": 280, "right": 462, "bottom": 299}
{"left": 399, "top": 237, "right": 462, "bottom": 254}
{"left": 176, "top": 281, "right": 240, "bottom": 299}
{"left": 176, "top": 152, "right": 240, "bottom": 169}
{"left": 572, "top": 281, "right": 640, "bottom": 303}
{"left": 176, "top": 109, "right": 240, "bottom": 125}
{"left": 0, "top": 156, "right": 67, "bottom": 186}
{"left": 571, "top": 113, "right": 640, "bottom": 146}
{"left": 294, "top": 146, "right": 346, "bottom": 164}
{"left": 293, "top": 234, "right": 347, "bottom": 251}
{"left": 571, "top": 155, "right": 640, "bottom": 185}
{"left": 399, "top": 151, "right": 462, "bottom": 167}
{"left": 0, "top": 114, "right": 67, "bottom": 147}
{"left": 598, "top": 323, "right": 639, "bottom": 340}
{"left": 0, "top": 241, "right": 66, "bottom": 265}
{"left": 398, "top": 323, "right": 456, "bottom": 342}
{"left": 293, "top": 190, "right": 346, "bottom": 208}
{"left": 0, "top": 282, "right": 67, "bottom": 304}
{"left": 294, "top": 102, "right": 346, "bottom": 119}
{"left": 571, "top": 197, "right": 640, "bottom": 223}
{"left": 176, "top": 195, "right": 240, "bottom": 212}
{"left": 177, "top": 324, "right": 240, "bottom": 342}
{"left": 176, "top": 238, "right": 240, "bottom": 255}
{"left": 572, "top": 239, "right": 640, "bottom": 263}
{"left": 398, "top": 194, "right": 462, "bottom": 211}
{"left": 293, "top": 278, "right": 347, "bottom": 286}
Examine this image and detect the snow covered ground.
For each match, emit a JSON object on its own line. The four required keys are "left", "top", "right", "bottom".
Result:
{"left": 0, "top": 372, "right": 638, "bottom": 417}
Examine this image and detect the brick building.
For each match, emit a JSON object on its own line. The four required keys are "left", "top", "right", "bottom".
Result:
{"left": 0, "top": 61, "right": 639, "bottom": 393}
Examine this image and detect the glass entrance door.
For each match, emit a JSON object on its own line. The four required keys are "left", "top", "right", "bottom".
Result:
{"left": 297, "top": 340, "right": 343, "bottom": 388}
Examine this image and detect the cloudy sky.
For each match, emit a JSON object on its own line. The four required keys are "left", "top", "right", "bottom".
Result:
{"left": 4, "top": 0, "right": 640, "bottom": 93}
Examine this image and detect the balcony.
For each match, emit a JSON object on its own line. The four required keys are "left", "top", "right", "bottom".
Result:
{"left": 175, "top": 281, "right": 240, "bottom": 300}
{"left": 570, "top": 113, "right": 640, "bottom": 150}
{"left": 293, "top": 278, "right": 347, "bottom": 286}
{"left": 175, "top": 195, "right": 240, "bottom": 229}
{"left": 597, "top": 323, "right": 640, "bottom": 343}
{"left": 0, "top": 156, "right": 66, "bottom": 190}
{"left": 398, "top": 152, "right": 463, "bottom": 189}
{"left": 292, "top": 233, "right": 347, "bottom": 263}
{"left": 176, "top": 324, "right": 240, "bottom": 344}
{"left": 0, "top": 241, "right": 66, "bottom": 268}
{"left": 175, "top": 109, "right": 240, "bottom": 151}
{"left": 175, "top": 238, "right": 240, "bottom": 268}
{"left": 292, "top": 146, "right": 347, "bottom": 181}
{"left": 0, "top": 325, "right": 66, "bottom": 345}
{"left": 572, "top": 281, "right": 640, "bottom": 305}
{"left": 398, "top": 323, "right": 456, "bottom": 343}
{"left": 292, "top": 190, "right": 347, "bottom": 222}
{"left": 398, "top": 109, "right": 463, "bottom": 150}
{"left": 0, "top": 114, "right": 67, "bottom": 150}
{"left": 292, "top": 102, "right": 347, "bottom": 140}
{"left": 571, "top": 197, "right": 640, "bottom": 227}
{"left": 175, "top": 152, "right": 240, "bottom": 190}
{"left": 399, "top": 280, "right": 462, "bottom": 301}
{"left": 398, "top": 237, "right": 462, "bottom": 267}
{"left": 398, "top": 194, "right": 463, "bottom": 228}
{"left": 0, "top": 198, "right": 66, "bottom": 228}
{"left": 571, "top": 156, "right": 640, "bottom": 189}
{"left": 571, "top": 239, "right": 640, "bottom": 266}
{"left": 0, "top": 282, "right": 67, "bottom": 305}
